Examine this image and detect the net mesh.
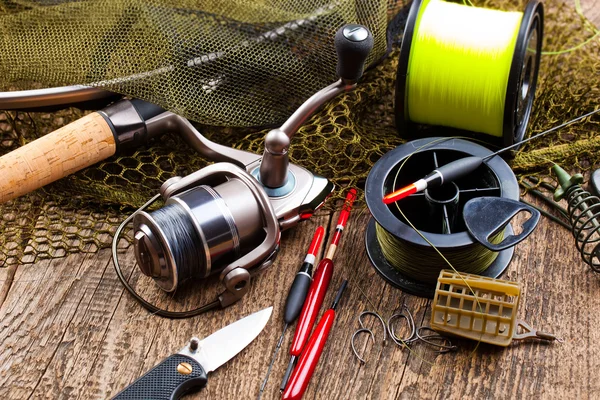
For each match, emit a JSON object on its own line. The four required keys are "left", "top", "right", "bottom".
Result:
{"left": 0, "top": 0, "right": 599, "bottom": 266}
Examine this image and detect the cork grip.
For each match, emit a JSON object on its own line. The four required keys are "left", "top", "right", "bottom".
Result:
{"left": 0, "top": 112, "right": 116, "bottom": 203}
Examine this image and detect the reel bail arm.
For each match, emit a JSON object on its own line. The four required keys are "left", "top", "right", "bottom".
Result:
{"left": 259, "top": 24, "right": 374, "bottom": 189}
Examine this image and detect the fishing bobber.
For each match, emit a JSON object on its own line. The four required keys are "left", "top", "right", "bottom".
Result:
{"left": 431, "top": 270, "right": 562, "bottom": 346}
{"left": 395, "top": 0, "right": 544, "bottom": 147}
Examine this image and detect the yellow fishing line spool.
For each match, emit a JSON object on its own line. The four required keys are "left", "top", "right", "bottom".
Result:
{"left": 396, "top": 0, "right": 544, "bottom": 147}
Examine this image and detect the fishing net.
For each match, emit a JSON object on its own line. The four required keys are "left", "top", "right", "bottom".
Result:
{"left": 0, "top": 0, "right": 599, "bottom": 266}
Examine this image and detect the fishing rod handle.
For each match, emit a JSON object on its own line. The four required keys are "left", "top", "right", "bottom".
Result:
{"left": 0, "top": 99, "right": 164, "bottom": 204}
{"left": 0, "top": 111, "right": 116, "bottom": 203}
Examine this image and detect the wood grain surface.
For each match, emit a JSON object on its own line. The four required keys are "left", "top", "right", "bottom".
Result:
{"left": 0, "top": 2, "right": 599, "bottom": 400}
{"left": 1, "top": 202, "right": 599, "bottom": 400}
{"left": 0, "top": 112, "right": 115, "bottom": 203}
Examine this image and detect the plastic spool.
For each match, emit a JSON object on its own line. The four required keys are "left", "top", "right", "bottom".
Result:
{"left": 364, "top": 138, "right": 519, "bottom": 298}
{"left": 395, "top": 0, "right": 544, "bottom": 147}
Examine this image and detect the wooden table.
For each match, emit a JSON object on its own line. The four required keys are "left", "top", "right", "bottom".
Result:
{"left": 1, "top": 203, "right": 599, "bottom": 399}
{"left": 1, "top": 3, "right": 599, "bottom": 399}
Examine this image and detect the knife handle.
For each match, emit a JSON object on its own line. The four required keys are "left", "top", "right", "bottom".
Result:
{"left": 112, "top": 354, "right": 207, "bottom": 400}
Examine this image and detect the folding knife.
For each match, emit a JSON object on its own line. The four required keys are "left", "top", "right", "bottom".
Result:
{"left": 112, "top": 307, "right": 273, "bottom": 399}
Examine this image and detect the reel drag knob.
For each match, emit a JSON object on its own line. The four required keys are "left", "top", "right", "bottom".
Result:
{"left": 335, "top": 24, "right": 374, "bottom": 83}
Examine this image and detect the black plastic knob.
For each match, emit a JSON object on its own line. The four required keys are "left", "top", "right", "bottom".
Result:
{"left": 335, "top": 24, "right": 374, "bottom": 82}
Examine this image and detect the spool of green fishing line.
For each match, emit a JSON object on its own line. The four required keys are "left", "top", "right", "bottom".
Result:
{"left": 375, "top": 223, "right": 504, "bottom": 283}
{"left": 396, "top": 0, "right": 544, "bottom": 147}
{"left": 364, "top": 138, "right": 520, "bottom": 298}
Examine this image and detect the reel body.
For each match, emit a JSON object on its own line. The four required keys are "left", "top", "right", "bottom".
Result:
{"left": 117, "top": 131, "right": 334, "bottom": 312}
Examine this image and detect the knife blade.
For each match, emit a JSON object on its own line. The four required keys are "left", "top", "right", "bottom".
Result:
{"left": 112, "top": 306, "right": 273, "bottom": 400}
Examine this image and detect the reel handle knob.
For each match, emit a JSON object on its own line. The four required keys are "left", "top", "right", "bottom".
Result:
{"left": 335, "top": 24, "right": 374, "bottom": 82}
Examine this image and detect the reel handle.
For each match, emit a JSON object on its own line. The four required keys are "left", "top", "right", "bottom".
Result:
{"left": 0, "top": 112, "right": 116, "bottom": 203}
{"left": 259, "top": 24, "right": 373, "bottom": 189}
{"left": 335, "top": 24, "right": 374, "bottom": 83}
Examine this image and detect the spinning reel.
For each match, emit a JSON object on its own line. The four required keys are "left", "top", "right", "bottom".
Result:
{"left": 112, "top": 24, "right": 374, "bottom": 317}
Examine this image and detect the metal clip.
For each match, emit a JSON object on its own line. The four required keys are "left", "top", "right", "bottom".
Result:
{"left": 513, "top": 320, "right": 564, "bottom": 343}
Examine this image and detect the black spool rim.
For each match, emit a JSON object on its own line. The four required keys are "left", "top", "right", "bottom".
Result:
{"left": 364, "top": 137, "right": 518, "bottom": 297}
{"left": 394, "top": 0, "right": 423, "bottom": 137}
{"left": 504, "top": 0, "right": 544, "bottom": 147}
{"left": 394, "top": 0, "right": 544, "bottom": 148}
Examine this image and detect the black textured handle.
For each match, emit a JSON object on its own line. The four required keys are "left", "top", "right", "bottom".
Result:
{"left": 335, "top": 24, "right": 374, "bottom": 82}
{"left": 284, "top": 272, "right": 312, "bottom": 324}
{"left": 112, "top": 354, "right": 207, "bottom": 400}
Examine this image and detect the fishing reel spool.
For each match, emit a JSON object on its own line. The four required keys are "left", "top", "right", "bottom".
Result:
{"left": 112, "top": 24, "right": 374, "bottom": 317}
{"left": 365, "top": 138, "right": 521, "bottom": 298}
{"left": 395, "top": 0, "right": 544, "bottom": 148}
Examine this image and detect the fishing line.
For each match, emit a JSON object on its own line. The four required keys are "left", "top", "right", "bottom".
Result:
{"left": 149, "top": 203, "right": 205, "bottom": 286}
{"left": 372, "top": 110, "right": 600, "bottom": 283}
{"left": 375, "top": 224, "right": 503, "bottom": 282}
{"left": 396, "top": 0, "right": 544, "bottom": 147}
{"left": 359, "top": 137, "right": 494, "bottom": 361}
{"left": 366, "top": 108, "right": 600, "bottom": 355}
{"left": 388, "top": 138, "right": 491, "bottom": 354}
{"left": 408, "top": 0, "right": 521, "bottom": 137}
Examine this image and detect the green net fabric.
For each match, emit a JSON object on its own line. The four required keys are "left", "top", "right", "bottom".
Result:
{"left": 0, "top": 0, "right": 599, "bottom": 266}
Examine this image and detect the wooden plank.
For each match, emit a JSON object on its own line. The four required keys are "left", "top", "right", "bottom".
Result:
{"left": 387, "top": 204, "right": 600, "bottom": 400}
{"left": 0, "top": 250, "right": 112, "bottom": 399}
{"left": 0, "top": 265, "right": 17, "bottom": 308}
{"left": 254, "top": 203, "right": 600, "bottom": 400}
{"left": 582, "top": 0, "right": 600, "bottom": 25}
{"left": 0, "top": 212, "right": 333, "bottom": 398}
{"left": 2, "top": 194, "right": 600, "bottom": 400}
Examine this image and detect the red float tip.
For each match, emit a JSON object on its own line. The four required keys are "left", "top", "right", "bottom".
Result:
{"left": 307, "top": 226, "right": 325, "bottom": 257}
{"left": 337, "top": 188, "right": 357, "bottom": 228}
{"left": 382, "top": 183, "right": 417, "bottom": 204}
